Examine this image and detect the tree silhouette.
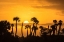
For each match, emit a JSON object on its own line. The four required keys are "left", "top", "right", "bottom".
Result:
{"left": 28, "top": 25, "right": 32, "bottom": 36}
{"left": 39, "top": 26, "right": 44, "bottom": 36}
{"left": 25, "top": 25, "right": 30, "bottom": 37}
{"left": 53, "top": 20, "right": 58, "bottom": 34}
{"left": 31, "top": 17, "right": 39, "bottom": 36}
{"left": 39, "top": 26, "right": 52, "bottom": 36}
{"left": 21, "top": 22, "right": 23, "bottom": 37}
{"left": 13, "top": 17, "right": 20, "bottom": 35}
{"left": 0, "top": 20, "right": 11, "bottom": 35}
{"left": 0, "top": 20, "right": 20, "bottom": 42}
{"left": 31, "top": 17, "right": 39, "bottom": 27}
{"left": 51, "top": 25, "right": 56, "bottom": 35}
{"left": 11, "top": 24, "right": 14, "bottom": 34}
{"left": 58, "top": 20, "right": 62, "bottom": 35}
{"left": 48, "top": 29, "right": 52, "bottom": 35}
{"left": 32, "top": 23, "right": 38, "bottom": 36}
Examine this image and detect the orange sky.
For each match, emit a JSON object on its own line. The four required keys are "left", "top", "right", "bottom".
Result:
{"left": 0, "top": 0, "right": 64, "bottom": 24}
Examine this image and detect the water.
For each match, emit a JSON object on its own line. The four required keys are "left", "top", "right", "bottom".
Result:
{"left": 9, "top": 24, "right": 64, "bottom": 37}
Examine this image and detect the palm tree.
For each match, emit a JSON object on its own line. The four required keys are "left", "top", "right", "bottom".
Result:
{"left": 39, "top": 26, "right": 44, "bottom": 36}
{"left": 13, "top": 17, "right": 20, "bottom": 35}
{"left": 31, "top": 17, "right": 39, "bottom": 27}
{"left": 25, "top": 25, "right": 30, "bottom": 37}
{"left": 51, "top": 25, "right": 56, "bottom": 35}
{"left": 58, "top": 20, "right": 62, "bottom": 35}
{"left": 53, "top": 20, "right": 58, "bottom": 34}
{"left": 39, "top": 26, "right": 51, "bottom": 36}
{"left": 31, "top": 17, "right": 39, "bottom": 36}
{"left": 11, "top": 24, "right": 14, "bottom": 34}
{"left": 28, "top": 25, "right": 32, "bottom": 36}
{"left": 48, "top": 29, "right": 52, "bottom": 35}
{"left": 21, "top": 22, "right": 23, "bottom": 37}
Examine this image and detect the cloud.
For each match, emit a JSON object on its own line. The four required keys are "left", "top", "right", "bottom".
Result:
{"left": 32, "top": 0, "right": 64, "bottom": 14}
{"left": 0, "top": 0, "right": 64, "bottom": 14}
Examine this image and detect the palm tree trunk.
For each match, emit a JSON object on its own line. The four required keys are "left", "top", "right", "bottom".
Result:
{"left": 34, "top": 30, "right": 36, "bottom": 36}
{"left": 16, "top": 20, "right": 17, "bottom": 35}
{"left": 53, "top": 29, "right": 55, "bottom": 35}
{"left": 30, "top": 27, "right": 32, "bottom": 36}
{"left": 56, "top": 26, "right": 57, "bottom": 34}
{"left": 30, "top": 28, "right": 31, "bottom": 34}
{"left": 58, "top": 25, "right": 61, "bottom": 35}
{"left": 27, "top": 28, "right": 28, "bottom": 37}
{"left": 35, "top": 23, "right": 37, "bottom": 36}
{"left": 21, "top": 25, "right": 23, "bottom": 37}
{"left": 36, "top": 23, "right": 37, "bottom": 27}
{"left": 12, "top": 27, "right": 13, "bottom": 34}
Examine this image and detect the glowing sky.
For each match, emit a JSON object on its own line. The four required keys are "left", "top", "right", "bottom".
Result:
{"left": 0, "top": 0, "right": 64, "bottom": 24}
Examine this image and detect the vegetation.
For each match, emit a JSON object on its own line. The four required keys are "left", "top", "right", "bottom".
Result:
{"left": 13, "top": 17, "right": 20, "bottom": 35}
{"left": 11, "top": 24, "right": 14, "bottom": 34}
{"left": 0, "top": 17, "right": 64, "bottom": 42}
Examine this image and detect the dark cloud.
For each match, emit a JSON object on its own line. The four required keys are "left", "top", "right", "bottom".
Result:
{"left": 45, "top": 0, "right": 64, "bottom": 4}
{"left": 32, "top": 0, "right": 64, "bottom": 14}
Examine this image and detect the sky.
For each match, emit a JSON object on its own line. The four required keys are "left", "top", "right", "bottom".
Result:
{"left": 0, "top": 0, "right": 64, "bottom": 24}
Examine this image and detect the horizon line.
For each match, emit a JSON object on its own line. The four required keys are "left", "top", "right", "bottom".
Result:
{"left": 11, "top": 23, "right": 64, "bottom": 26}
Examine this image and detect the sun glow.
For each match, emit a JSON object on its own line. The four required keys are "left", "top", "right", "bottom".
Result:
{"left": 24, "top": 20, "right": 29, "bottom": 23}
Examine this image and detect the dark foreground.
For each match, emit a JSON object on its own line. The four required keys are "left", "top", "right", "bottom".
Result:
{"left": 19, "top": 35, "right": 64, "bottom": 42}
{"left": 1, "top": 34, "right": 64, "bottom": 42}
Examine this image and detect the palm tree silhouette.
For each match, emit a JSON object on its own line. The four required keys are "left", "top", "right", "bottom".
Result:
{"left": 31, "top": 17, "right": 39, "bottom": 36}
{"left": 48, "top": 29, "right": 52, "bottom": 35}
{"left": 25, "top": 25, "right": 30, "bottom": 37}
{"left": 21, "top": 22, "right": 23, "bottom": 37}
{"left": 13, "top": 17, "right": 20, "bottom": 35}
{"left": 39, "top": 26, "right": 44, "bottom": 36}
{"left": 32, "top": 23, "right": 38, "bottom": 36}
{"left": 28, "top": 25, "right": 32, "bottom": 36}
{"left": 51, "top": 25, "right": 56, "bottom": 35}
{"left": 31, "top": 17, "right": 39, "bottom": 27}
{"left": 53, "top": 20, "right": 58, "bottom": 34}
{"left": 11, "top": 24, "right": 14, "bottom": 34}
{"left": 39, "top": 26, "right": 51, "bottom": 36}
{"left": 58, "top": 20, "right": 62, "bottom": 35}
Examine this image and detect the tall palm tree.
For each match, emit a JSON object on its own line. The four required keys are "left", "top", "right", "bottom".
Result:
{"left": 13, "top": 17, "right": 20, "bottom": 35}
{"left": 21, "top": 22, "right": 23, "bottom": 37}
{"left": 58, "top": 20, "right": 62, "bottom": 35}
{"left": 25, "top": 25, "right": 30, "bottom": 37}
{"left": 53, "top": 20, "right": 58, "bottom": 34}
{"left": 31, "top": 17, "right": 39, "bottom": 36}
{"left": 11, "top": 24, "right": 14, "bottom": 34}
